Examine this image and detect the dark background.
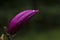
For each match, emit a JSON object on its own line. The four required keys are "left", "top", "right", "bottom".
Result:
{"left": 0, "top": 0, "right": 60, "bottom": 40}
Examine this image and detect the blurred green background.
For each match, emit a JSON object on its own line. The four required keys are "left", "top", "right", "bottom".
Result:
{"left": 0, "top": 0, "right": 60, "bottom": 40}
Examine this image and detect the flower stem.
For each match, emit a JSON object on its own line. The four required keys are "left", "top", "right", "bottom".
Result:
{"left": 2, "top": 26, "right": 15, "bottom": 40}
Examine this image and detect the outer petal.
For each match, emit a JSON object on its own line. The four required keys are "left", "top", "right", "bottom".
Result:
{"left": 7, "top": 10, "right": 39, "bottom": 35}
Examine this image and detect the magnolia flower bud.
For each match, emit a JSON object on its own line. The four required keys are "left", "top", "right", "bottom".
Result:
{"left": 7, "top": 10, "right": 39, "bottom": 35}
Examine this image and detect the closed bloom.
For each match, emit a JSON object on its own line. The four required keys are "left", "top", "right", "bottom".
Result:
{"left": 7, "top": 10, "right": 39, "bottom": 35}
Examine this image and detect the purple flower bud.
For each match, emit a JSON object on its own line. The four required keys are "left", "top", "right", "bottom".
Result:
{"left": 7, "top": 10, "right": 39, "bottom": 35}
